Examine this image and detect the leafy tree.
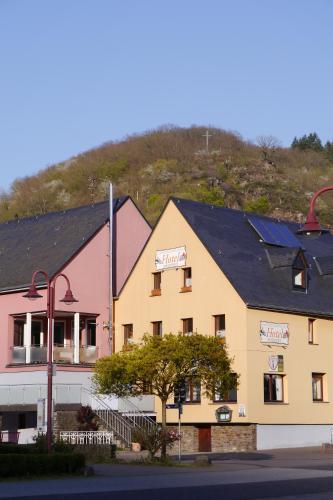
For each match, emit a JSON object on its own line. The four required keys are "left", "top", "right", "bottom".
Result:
{"left": 324, "top": 141, "right": 333, "bottom": 162}
{"left": 93, "top": 333, "right": 237, "bottom": 459}
{"left": 291, "top": 133, "right": 323, "bottom": 152}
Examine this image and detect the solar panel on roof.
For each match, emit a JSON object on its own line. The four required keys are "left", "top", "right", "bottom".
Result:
{"left": 248, "top": 216, "right": 301, "bottom": 248}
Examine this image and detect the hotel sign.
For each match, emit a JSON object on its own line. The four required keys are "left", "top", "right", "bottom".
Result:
{"left": 155, "top": 246, "right": 187, "bottom": 270}
{"left": 260, "top": 321, "right": 289, "bottom": 346}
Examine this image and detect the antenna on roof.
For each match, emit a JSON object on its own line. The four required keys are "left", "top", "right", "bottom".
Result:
{"left": 109, "top": 182, "right": 113, "bottom": 355}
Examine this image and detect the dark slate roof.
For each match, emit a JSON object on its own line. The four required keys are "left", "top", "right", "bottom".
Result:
{"left": 173, "top": 197, "right": 333, "bottom": 318}
{"left": 0, "top": 197, "right": 128, "bottom": 292}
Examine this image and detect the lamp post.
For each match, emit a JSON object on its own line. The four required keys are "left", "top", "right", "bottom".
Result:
{"left": 23, "top": 270, "right": 78, "bottom": 453}
{"left": 297, "top": 185, "right": 333, "bottom": 235}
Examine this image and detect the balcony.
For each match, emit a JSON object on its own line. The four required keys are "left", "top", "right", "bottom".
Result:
{"left": 10, "top": 345, "right": 98, "bottom": 365}
{"left": 79, "top": 346, "right": 98, "bottom": 364}
{"left": 53, "top": 345, "right": 74, "bottom": 364}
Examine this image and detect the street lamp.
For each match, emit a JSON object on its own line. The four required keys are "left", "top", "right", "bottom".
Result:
{"left": 297, "top": 186, "right": 333, "bottom": 236}
{"left": 23, "top": 270, "right": 78, "bottom": 453}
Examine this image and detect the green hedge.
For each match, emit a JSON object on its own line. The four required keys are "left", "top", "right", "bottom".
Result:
{"left": 0, "top": 453, "right": 85, "bottom": 477}
{"left": 0, "top": 444, "right": 36, "bottom": 454}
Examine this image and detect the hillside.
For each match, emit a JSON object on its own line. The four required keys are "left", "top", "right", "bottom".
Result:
{"left": 2, "top": 125, "right": 333, "bottom": 226}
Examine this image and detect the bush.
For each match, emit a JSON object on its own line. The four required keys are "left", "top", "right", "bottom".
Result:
{"left": 132, "top": 426, "right": 179, "bottom": 460}
{"left": 0, "top": 443, "right": 36, "bottom": 454}
{"left": 0, "top": 453, "right": 85, "bottom": 477}
{"left": 77, "top": 405, "right": 99, "bottom": 431}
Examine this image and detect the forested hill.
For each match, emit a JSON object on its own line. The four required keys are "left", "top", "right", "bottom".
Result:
{"left": 2, "top": 126, "right": 333, "bottom": 226}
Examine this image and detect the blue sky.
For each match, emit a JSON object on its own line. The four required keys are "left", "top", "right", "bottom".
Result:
{"left": 0, "top": 0, "right": 332, "bottom": 191}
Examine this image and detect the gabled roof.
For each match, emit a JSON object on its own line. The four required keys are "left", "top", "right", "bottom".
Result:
{"left": 173, "top": 197, "right": 333, "bottom": 318}
{"left": 0, "top": 197, "right": 128, "bottom": 292}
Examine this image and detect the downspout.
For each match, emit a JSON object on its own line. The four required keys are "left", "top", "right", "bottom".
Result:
{"left": 109, "top": 182, "right": 113, "bottom": 355}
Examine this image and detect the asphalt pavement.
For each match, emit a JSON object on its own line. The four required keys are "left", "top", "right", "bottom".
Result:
{"left": 2, "top": 446, "right": 333, "bottom": 499}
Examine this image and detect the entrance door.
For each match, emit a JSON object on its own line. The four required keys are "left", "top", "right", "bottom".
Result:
{"left": 198, "top": 425, "right": 212, "bottom": 452}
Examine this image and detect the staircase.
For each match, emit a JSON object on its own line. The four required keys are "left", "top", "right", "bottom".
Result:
{"left": 82, "top": 388, "right": 157, "bottom": 448}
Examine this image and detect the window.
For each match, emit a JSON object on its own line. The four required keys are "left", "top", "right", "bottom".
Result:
{"left": 181, "top": 267, "right": 192, "bottom": 292}
{"left": 308, "top": 318, "right": 317, "bottom": 344}
{"left": 292, "top": 251, "right": 308, "bottom": 291}
{"left": 14, "top": 320, "right": 24, "bottom": 347}
{"left": 182, "top": 318, "right": 193, "bottom": 336}
{"left": 18, "top": 413, "right": 26, "bottom": 429}
{"left": 151, "top": 272, "right": 161, "bottom": 296}
{"left": 54, "top": 322, "right": 65, "bottom": 346}
{"left": 185, "top": 379, "right": 201, "bottom": 403}
{"left": 214, "top": 314, "right": 226, "bottom": 343}
{"left": 31, "top": 321, "right": 42, "bottom": 346}
{"left": 86, "top": 320, "right": 96, "bottom": 346}
{"left": 292, "top": 268, "right": 306, "bottom": 290}
{"left": 152, "top": 321, "right": 162, "bottom": 336}
{"left": 214, "top": 373, "right": 237, "bottom": 402}
{"left": 123, "top": 324, "right": 133, "bottom": 346}
{"left": 312, "top": 373, "right": 324, "bottom": 401}
{"left": 264, "top": 374, "right": 284, "bottom": 402}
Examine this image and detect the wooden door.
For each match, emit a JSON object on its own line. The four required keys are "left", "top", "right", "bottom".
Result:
{"left": 198, "top": 425, "right": 211, "bottom": 452}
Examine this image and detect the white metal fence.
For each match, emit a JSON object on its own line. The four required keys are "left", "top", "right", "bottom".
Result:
{"left": 60, "top": 431, "right": 114, "bottom": 445}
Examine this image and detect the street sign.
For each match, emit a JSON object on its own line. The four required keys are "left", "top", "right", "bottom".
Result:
{"left": 166, "top": 403, "right": 179, "bottom": 409}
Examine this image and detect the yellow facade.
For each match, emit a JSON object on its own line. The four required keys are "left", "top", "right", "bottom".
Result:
{"left": 115, "top": 200, "right": 333, "bottom": 448}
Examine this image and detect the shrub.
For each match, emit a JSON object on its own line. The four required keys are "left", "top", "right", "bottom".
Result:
{"left": 0, "top": 453, "right": 85, "bottom": 477}
{"left": 132, "top": 426, "right": 179, "bottom": 461}
{"left": 32, "top": 432, "right": 75, "bottom": 453}
{"left": 76, "top": 405, "right": 99, "bottom": 431}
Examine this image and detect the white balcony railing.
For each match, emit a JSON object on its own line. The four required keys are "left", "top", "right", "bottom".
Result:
{"left": 11, "top": 345, "right": 98, "bottom": 365}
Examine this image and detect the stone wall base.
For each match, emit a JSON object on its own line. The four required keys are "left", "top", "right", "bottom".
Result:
{"left": 211, "top": 423, "right": 256, "bottom": 452}
{"left": 168, "top": 424, "right": 257, "bottom": 453}
{"left": 53, "top": 410, "right": 79, "bottom": 437}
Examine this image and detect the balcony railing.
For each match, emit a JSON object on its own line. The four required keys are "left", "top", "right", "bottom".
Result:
{"left": 53, "top": 345, "right": 74, "bottom": 364}
{"left": 10, "top": 345, "right": 98, "bottom": 365}
{"left": 12, "top": 346, "right": 26, "bottom": 364}
{"left": 31, "top": 346, "right": 47, "bottom": 363}
{"left": 79, "top": 346, "right": 98, "bottom": 364}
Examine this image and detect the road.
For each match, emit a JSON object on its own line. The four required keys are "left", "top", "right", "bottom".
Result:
{"left": 2, "top": 446, "right": 333, "bottom": 499}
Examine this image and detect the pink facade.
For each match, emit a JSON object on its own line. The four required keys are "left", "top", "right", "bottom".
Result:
{"left": 0, "top": 198, "right": 151, "bottom": 376}
{"left": 114, "top": 198, "right": 151, "bottom": 295}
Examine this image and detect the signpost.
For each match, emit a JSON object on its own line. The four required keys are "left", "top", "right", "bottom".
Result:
{"left": 166, "top": 381, "right": 186, "bottom": 462}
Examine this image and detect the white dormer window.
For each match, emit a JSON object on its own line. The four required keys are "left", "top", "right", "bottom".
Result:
{"left": 293, "top": 268, "right": 306, "bottom": 290}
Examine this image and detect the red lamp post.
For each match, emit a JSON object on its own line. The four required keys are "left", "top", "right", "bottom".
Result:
{"left": 23, "top": 270, "right": 78, "bottom": 453}
{"left": 297, "top": 186, "right": 333, "bottom": 235}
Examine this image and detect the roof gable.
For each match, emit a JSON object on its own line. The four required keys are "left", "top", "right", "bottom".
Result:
{"left": 173, "top": 197, "right": 333, "bottom": 318}
{"left": 0, "top": 198, "right": 128, "bottom": 292}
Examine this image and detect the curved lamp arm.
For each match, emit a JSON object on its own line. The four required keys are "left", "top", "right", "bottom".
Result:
{"left": 298, "top": 185, "right": 333, "bottom": 234}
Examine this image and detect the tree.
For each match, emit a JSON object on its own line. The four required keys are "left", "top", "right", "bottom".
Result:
{"left": 256, "top": 135, "right": 281, "bottom": 162}
{"left": 291, "top": 133, "right": 323, "bottom": 152}
{"left": 324, "top": 141, "right": 333, "bottom": 162}
{"left": 93, "top": 333, "right": 237, "bottom": 460}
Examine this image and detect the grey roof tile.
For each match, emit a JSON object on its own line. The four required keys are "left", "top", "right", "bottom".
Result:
{"left": 173, "top": 197, "right": 333, "bottom": 318}
{"left": 0, "top": 198, "right": 127, "bottom": 292}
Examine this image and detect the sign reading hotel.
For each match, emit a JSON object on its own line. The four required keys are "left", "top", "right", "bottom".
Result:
{"left": 260, "top": 321, "right": 289, "bottom": 346}
{"left": 155, "top": 246, "right": 187, "bottom": 270}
